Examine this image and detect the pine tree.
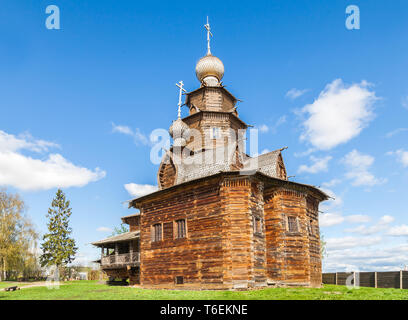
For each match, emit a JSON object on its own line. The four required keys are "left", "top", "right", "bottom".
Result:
{"left": 40, "top": 189, "right": 77, "bottom": 269}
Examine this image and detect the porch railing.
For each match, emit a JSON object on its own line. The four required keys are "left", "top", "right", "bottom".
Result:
{"left": 101, "top": 252, "right": 140, "bottom": 266}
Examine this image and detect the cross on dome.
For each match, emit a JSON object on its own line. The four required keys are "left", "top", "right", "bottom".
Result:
{"left": 204, "top": 16, "right": 213, "bottom": 55}
{"left": 175, "top": 80, "right": 186, "bottom": 119}
{"left": 195, "top": 17, "right": 225, "bottom": 86}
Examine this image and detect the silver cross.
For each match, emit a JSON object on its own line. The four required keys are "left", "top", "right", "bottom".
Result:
{"left": 204, "top": 16, "right": 213, "bottom": 55}
{"left": 175, "top": 81, "right": 186, "bottom": 119}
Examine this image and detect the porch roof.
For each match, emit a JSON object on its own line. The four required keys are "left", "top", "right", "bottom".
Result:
{"left": 91, "top": 231, "right": 140, "bottom": 247}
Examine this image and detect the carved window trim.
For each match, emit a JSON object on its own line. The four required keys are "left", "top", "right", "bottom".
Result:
{"left": 286, "top": 215, "right": 300, "bottom": 234}
{"left": 210, "top": 127, "right": 221, "bottom": 139}
{"left": 175, "top": 219, "right": 187, "bottom": 239}
{"left": 253, "top": 215, "right": 263, "bottom": 235}
{"left": 308, "top": 219, "right": 314, "bottom": 236}
{"left": 151, "top": 223, "right": 163, "bottom": 242}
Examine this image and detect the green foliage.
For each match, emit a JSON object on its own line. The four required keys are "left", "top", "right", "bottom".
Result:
{"left": 0, "top": 189, "right": 39, "bottom": 281}
{"left": 111, "top": 223, "right": 129, "bottom": 236}
{"left": 320, "top": 232, "right": 327, "bottom": 259}
{"left": 40, "top": 189, "right": 77, "bottom": 268}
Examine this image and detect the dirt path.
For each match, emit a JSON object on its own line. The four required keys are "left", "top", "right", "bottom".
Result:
{"left": 19, "top": 282, "right": 49, "bottom": 289}
{"left": 2, "top": 281, "right": 49, "bottom": 291}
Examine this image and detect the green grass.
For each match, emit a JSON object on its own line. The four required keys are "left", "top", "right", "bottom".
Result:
{"left": 1, "top": 280, "right": 408, "bottom": 300}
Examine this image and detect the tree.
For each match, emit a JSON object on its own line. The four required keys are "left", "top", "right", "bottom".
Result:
{"left": 110, "top": 223, "right": 129, "bottom": 236}
{"left": 0, "top": 189, "right": 38, "bottom": 281}
{"left": 320, "top": 232, "right": 327, "bottom": 260}
{"left": 40, "top": 189, "right": 77, "bottom": 271}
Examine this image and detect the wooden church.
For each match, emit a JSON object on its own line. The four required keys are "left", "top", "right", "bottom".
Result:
{"left": 92, "top": 20, "right": 328, "bottom": 290}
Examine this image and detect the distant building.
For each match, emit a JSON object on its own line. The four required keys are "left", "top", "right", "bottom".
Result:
{"left": 92, "top": 21, "right": 328, "bottom": 289}
{"left": 78, "top": 272, "right": 88, "bottom": 280}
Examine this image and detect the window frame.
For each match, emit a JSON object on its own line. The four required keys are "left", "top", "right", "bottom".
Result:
{"left": 152, "top": 223, "right": 163, "bottom": 242}
{"left": 175, "top": 218, "right": 187, "bottom": 239}
{"left": 253, "top": 215, "right": 262, "bottom": 235}
{"left": 210, "top": 127, "right": 221, "bottom": 140}
{"left": 308, "top": 219, "right": 314, "bottom": 236}
{"left": 287, "top": 216, "right": 300, "bottom": 233}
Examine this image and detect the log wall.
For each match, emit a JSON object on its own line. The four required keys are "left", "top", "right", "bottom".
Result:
{"left": 264, "top": 188, "right": 322, "bottom": 287}
{"left": 133, "top": 175, "right": 324, "bottom": 289}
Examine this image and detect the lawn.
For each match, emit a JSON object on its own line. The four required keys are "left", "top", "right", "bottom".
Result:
{"left": 1, "top": 280, "right": 408, "bottom": 300}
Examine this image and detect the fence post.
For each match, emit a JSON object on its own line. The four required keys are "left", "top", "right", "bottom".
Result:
{"left": 335, "top": 272, "right": 338, "bottom": 285}
{"left": 400, "top": 270, "right": 403, "bottom": 289}
{"left": 353, "top": 272, "right": 356, "bottom": 287}
{"left": 374, "top": 272, "right": 377, "bottom": 288}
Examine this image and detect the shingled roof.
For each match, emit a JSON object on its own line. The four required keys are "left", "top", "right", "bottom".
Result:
{"left": 174, "top": 145, "right": 238, "bottom": 184}
{"left": 171, "top": 147, "right": 284, "bottom": 186}
{"left": 244, "top": 150, "right": 282, "bottom": 178}
{"left": 91, "top": 231, "right": 140, "bottom": 246}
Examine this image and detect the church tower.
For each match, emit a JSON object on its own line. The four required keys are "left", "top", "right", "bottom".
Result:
{"left": 159, "top": 18, "right": 280, "bottom": 190}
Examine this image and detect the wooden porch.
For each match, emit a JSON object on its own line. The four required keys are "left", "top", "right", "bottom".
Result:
{"left": 92, "top": 231, "right": 141, "bottom": 269}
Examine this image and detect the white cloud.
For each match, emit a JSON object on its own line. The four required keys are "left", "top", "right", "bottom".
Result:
{"left": 344, "top": 215, "right": 394, "bottom": 235}
{"left": 388, "top": 149, "right": 408, "bottom": 167}
{"left": 294, "top": 148, "right": 316, "bottom": 158}
{"left": 379, "top": 215, "right": 394, "bottom": 225}
{"left": 342, "top": 150, "right": 386, "bottom": 186}
{"left": 323, "top": 243, "right": 408, "bottom": 272}
{"left": 345, "top": 214, "right": 371, "bottom": 224}
{"left": 258, "top": 124, "right": 269, "bottom": 133}
{"left": 0, "top": 130, "right": 59, "bottom": 153}
{"left": 298, "top": 155, "right": 332, "bottom": 174}
{"left": 385, "top": 128, "right": 408, "bottom": 138}
{"left": 320, "top": 214, "right": 371, "bottom": 228}
{"left": 387, "top": 225, "right": 408, "bottom": 236}
{"left": 286, "top": 88, "right": 308, "bottom": 100}
{"left": 345, "top": 225, "right": 382, "bottom": 236}
{"left": 112, "top": 124, "right": 133, "bottom": 136}
{"left": 300, "top": 79, "right": 377, "bottom": 150}
{"left": 97, "top": 227, "right": 113, "bottom": 233}
{"left": 320, "top": 188, "right": 343, "bottom": 212}
{"left": 0, "top": 130, "right": 105, "bottom": 191}
{"left": 112, "top": 123, "right": 149, "bottom": 146}
{"left": 124, "top": 183, "right": 158, "bottom": 198}
{"left": 322, "top": 179, "right": 342, "bottom": 187}
{"left": 257, "top": 116, "right": 287, "bottom": 135}
{"left": 326, "top": 236, "right": 382, "bottom": 251}
{"left": 320, "top": 213, "right": 344, "bottom": 227}
{"left": 402, "top": 96, "right": 408, "bottom": 110}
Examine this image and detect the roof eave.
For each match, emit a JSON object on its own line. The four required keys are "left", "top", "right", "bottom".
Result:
{"left": 128, "top": 171, "right": 329, "bottom": 207}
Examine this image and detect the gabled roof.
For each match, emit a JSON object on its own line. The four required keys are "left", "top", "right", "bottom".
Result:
{"left": 243, "top": 149, "right": 283, "bottom": 178}
{"left": 91, "top": 231, "right": 140, "bottom": 247}
{"left": 121, "top": 212, "right": 140, "bottom": 224}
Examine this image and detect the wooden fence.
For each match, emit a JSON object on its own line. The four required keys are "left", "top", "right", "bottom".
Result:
{"left": 323, "top": 271, "right": 408, "bottom": 289}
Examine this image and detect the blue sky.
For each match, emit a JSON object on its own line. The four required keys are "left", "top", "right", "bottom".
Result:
{"left": 1, "top": 0, "right": 407, "bottom": 271}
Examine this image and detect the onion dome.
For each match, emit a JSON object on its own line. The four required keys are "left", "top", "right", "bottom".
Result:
{"left": 169, "top": 118, "right": 189, "bottom": 139}
{"left": 195, "top": 54, "right": 224, "bottom": 86}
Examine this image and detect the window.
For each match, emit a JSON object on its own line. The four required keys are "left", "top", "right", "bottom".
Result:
{"left": 175, "top": 276, "right": 184, "bottom": 284}
{"left": 308, "top": 219, "right": 313, "bottom": 235}
{"left": 210, "top": 127, "right": 221, "bottom": 139}
{"left": 175, "top": 219, "right": 186, "bottom": 239}
{"left": 287, "top": 216, "right": 299, "bottom": 233}
{"left": 152, "top": 223, "right": 162, "bottom": 242}
{"left": 253, "top": 216, "right": 262, "bottom": 234}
